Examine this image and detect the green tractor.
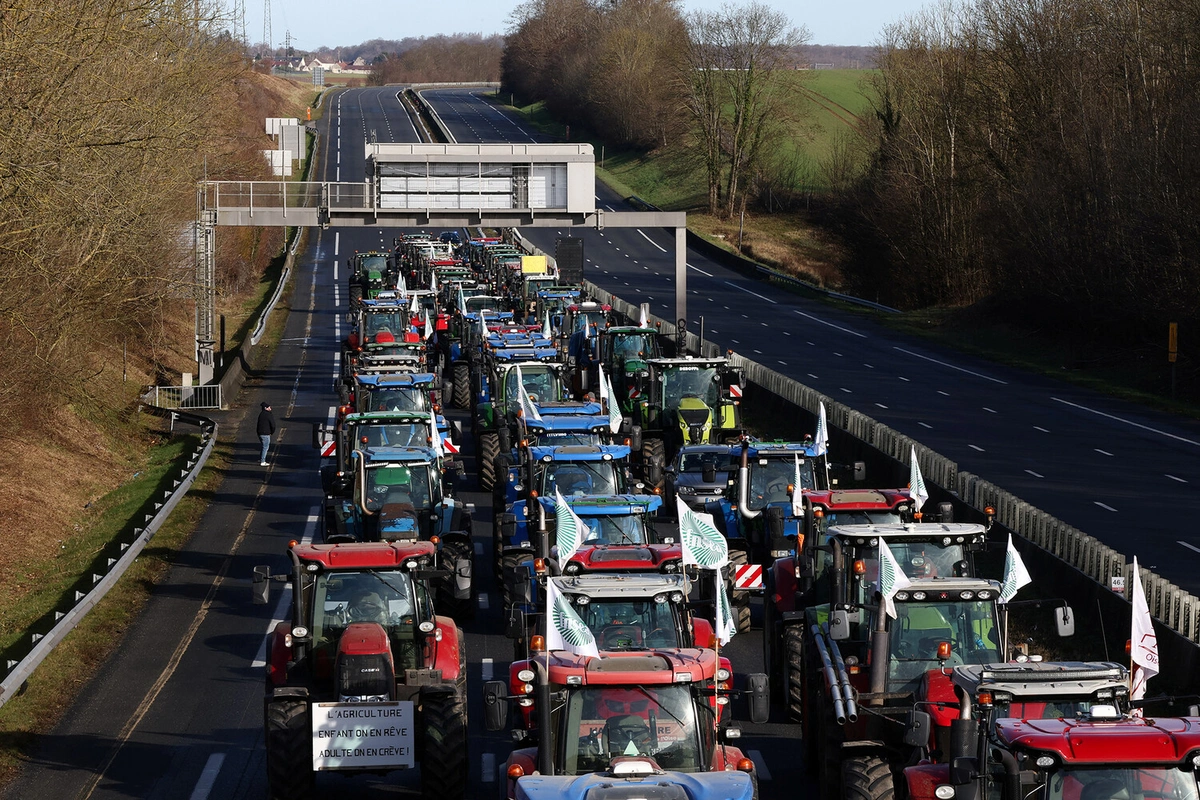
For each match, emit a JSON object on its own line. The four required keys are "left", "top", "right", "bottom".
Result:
{"left": 347, "top": 250, "right": 395, "bottom": 304}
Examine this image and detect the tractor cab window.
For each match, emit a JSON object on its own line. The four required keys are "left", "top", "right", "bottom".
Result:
{"left": 577, "top": 513, "right": 648, "bottom": 546}
{"left": 746, "top": 458, "right": 816, "bottom": 511}
{"left": 1044, "top": 767, "right": 1199, "bottom": 800}
{"left": 365, "top": 464, "right": 434, "bottom": 512}
{"left": 660, "top": 366, "right": 720, "bottom": 409}
{"left": 365, "top": 387, "right": 429, "bottom": 414}
{"left": 311, "top": 569, "right": 420, "bottom": 673}
{"left": 997, "top": 697, "right": 1105, "bottom": 721}
{"left": 543, "top": 461, "right": 621, "bottom": 497}
{"left": 505, "top": 367, "right": 560, "bottom": 406}
{"left": 847, "top": 541, "right": 967, "bottom": 596}
{"left": 885, "top": 600, "right": 1000, "bottom": 691}
{"left": 559, "top": 684, "right": 703, "bottom": 774}
{"left": 574, "top": 598, "right": 681, "bottom": 650}
{"left": 466, "top": 296, "right": 501, "bottom": 313}
{"left": 354, "top": 423, "right": 429, "bottom": 451}
{"left": 679, "top": 451, "right": 738, "bottom": 473}
{"left": 609, "top": 333, "right": 657, "bottom": 361}
{"left": 360, "top": 255, "right": 388, "bottom": 274}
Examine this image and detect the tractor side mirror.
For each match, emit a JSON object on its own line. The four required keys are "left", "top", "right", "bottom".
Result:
{"left": 252, "top": 565, "right": 271, "bottom": 605}
{"left": 903, "top": 709, "right": 932, "bottom": 747}
{"left": 745, "top": 673, "right": 770, "bottom": 724}
{"left": 951, "top": 756, "right": 979, "bottom": 786}
{"left": 483, "top": 680, "right": 509, "bottom": 731}
{"left": 1056, "top": 605, "right": 1075, "bottom": 637}
{"left": 853, "top": 461, "right": 866, "bottom": 482}
{"left": 938, "top": 501, "right": 954, "bottom": 523}
{"left": 829, "top": 609, "right": 851, "bottom": 640}
{"left": 702, "top": 464, "right": 717, "bottom": 483}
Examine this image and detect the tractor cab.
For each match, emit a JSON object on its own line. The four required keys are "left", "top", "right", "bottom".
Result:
{"left": 351, "top": 372, "right": 436, "bottom": 416}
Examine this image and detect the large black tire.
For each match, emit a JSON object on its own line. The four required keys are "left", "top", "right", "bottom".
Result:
{"left": 436, "top": 539, "right": 475, "bottom": 621}
{"left": 642, "top": 438, "right": 666, "bottom": 489}
{"left": 784, "top": 624, "right": 804, "bottom": 723}
{"left": 420, "top": 689, "right": 468, "bottom": 800}
{"left": 452, "top": 362, "right": 470, "bottom": 409}
{"left": 478, "top": 431, "right": 500, "bottom": 493}
{"left": 843, "top": 755, "right": 895, "bottom": 800}
{"left": 499, "top": 551, "right": 525, "bottom": 609}
{"left": 265, "top": 699, "right": 314, "bottom": 800}
{"left": 348, "top": 283, "right": 362, "bottom": 306}
{"left": 728, "top": 548, "right": 752, "bottom": 633}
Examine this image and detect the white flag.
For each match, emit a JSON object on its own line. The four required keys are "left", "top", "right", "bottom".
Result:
{"left": 878, "top": 538, "right": 913, "bottom": 619}
{"left": 638, "top": 305, "right": 649, "bottom": 328}
{"left": 430, "top": 272, "right": 438, "bottom": 294}
{"left": 429, "top": 409, "right": 444, "bottom": 458}
{"left": 423, "top": 311, "right": 434, "bottom": 341}
{"left": 714, "top": 570, "right": 736, "bottom": 645}
{"left": 604, "top": 369, "right": 623, "bottom": 435}
{"left": 813, "top": 402, "right": 828, "bottom": 456}
{"left": 791, "top": 454, "right": 805, "bottom": 518}
{"left": 457, "top": 284, "right": 466, "bottom": 315}
{"left": 597, "top": 363, "right": 609, "bottom": 407}
{"left": 554, "top": 487, "right": 590, "bottom": 563}
{"left": 998, "top": 534, "right": 1032, "bottom": 604}
{"left": 909, "top": 445, "right": 929, "bottom": 513}
{"left": 478, "top": 308, "right": 487, "bottom": 341}
{"left": 542, "top": 312, "right": 552, "bottom": 340}
{"left": 677, "top": 496, "right": 728, "bottom": 569}
{"left": 514, "top": 365, "right": 543, "bottom": 423}
{"left": 546, "top": 578, "right": 599, "bottom": 657}
{"left": 409, "top": 294, "right": 419, "bottom": 315}
{"left": 1130, "top": 556, "right": 1159, "bottom": 705}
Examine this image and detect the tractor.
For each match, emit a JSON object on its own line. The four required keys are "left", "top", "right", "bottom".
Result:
{"left": 346, "top": 250, "right": 396, "bottom": 303}
{"left": 512, "top": 758, "right": 756, "bottom": 800}
{"left": 253, "top": 540, "right": 467, "bottom": 800}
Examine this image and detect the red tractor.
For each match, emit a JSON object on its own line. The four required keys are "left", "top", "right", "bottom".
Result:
{"left": 253, "top": 540, "right": 467, "bottom": 799}
{"left": 483, "top": 646, "right": 769, "bottom": 800}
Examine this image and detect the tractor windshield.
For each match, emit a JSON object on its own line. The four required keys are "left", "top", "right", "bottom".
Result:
{"left": 557, "top": 684, "right": 705, "bottom": 774}
{"left": 359, "top": 255, "right": 388, "bottom": 273}
{"left": 542, "top": 461, "right": 622, "bottom": 497}
{"left": 573, "top": 598, "right": 682, "bottom": 650}
{"left": 660, "top": 366, "right": 720, "bottom": 409}
{"left": 534, "top": 431, "right": 604, "bottom": 447}
{"left": 364, "top": 387, "right": 429, "bottom": 414}
{"left": 505, "top": 366, "right": 561, "bottom": 406}
{"left": 362, "top": 310, "right": 404, "bottom": 339}
{"left": 679, "top": 451, "right": 738, "bottom": 472}
{"left": 466, "top": 296, "right": 503, "bottom": 313}
{"left": 352, "top": 423, "right": 431, "bottom": 451}
{"left": 746, "top": 458, "right": 817, "bottom": 511}
{"left": 576, "top": 514, "right": 648, "bottom": 546}
{"left": 1044, "top": 767, "right": 1199, "bottom": 800}
{"left": 886, "top": 600, "right": 1001, "bottom": 691}
{"left": 364, "top": 463, "right": 435, "bottom": 512}
{"left": 609, "top": 333, "right": 657, "bottom": 361}
{"left": 310, "top": 569, "right": 426, "bottom": 675}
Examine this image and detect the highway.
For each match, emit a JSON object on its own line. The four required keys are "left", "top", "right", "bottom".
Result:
{"left": 423, "top": 86, "right": 1200, "bottom": 595}
{"left": 0, "top": 86, "right": 802, "bottom": 799}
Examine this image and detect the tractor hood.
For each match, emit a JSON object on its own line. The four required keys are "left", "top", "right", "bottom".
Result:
{"left": 566, "top": 543, "right": 683, "bottom": 573}
{"left": 514, "top": 766, "right": 754, "bottom": 800}
{"left": 994, "top": 715, "right": 1200, "bottom": 763}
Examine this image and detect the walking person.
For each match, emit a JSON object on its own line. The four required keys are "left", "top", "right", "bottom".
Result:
{"left": 257, "top": 402, "right": 276, "bottom": 466}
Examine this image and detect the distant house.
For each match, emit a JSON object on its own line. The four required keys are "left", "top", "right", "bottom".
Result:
{"left": 307, "top": 57, "right": 341, "bottom": 73}
{"left": 296, "top": 56, "right": 308, "bottom": 71}
{"left": 353, "top": 56, "right": 367, "bottom": 67}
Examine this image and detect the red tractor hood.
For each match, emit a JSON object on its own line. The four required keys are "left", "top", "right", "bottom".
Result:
{"left": 568, "top": 543, "right": 682, "bottom": 572}
{"left": 544, "top": 648, "right": 717, "bottom": 685}
{"left": 293, "top": 540, "right": 436, "bottom": 568}
{"left": 995, "top": 716, "right": 1200, "bottom": 763}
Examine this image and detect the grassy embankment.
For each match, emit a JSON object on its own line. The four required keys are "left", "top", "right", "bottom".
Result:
{"left": 0, "top": 74, "right": 319, "bottom": 783}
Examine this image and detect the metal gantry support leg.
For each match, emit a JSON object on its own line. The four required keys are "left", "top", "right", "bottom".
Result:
{"left": 195, "top": 209, "right": 217, "bottom": 385}
{"left": 674, "top": 225, "right": 687, "bottom": 333}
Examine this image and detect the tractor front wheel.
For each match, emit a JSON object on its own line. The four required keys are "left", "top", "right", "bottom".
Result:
{"left": 843, "top": 755, "right": 895, "bottom": 800}
{"left": 784, "top": 624, "right": 804, "bottom": 723}
{"left": 642, "top": 438, "right": 666, "bottom": 489}
{"left": 265, "top": 699, "right": 314, "bottom": 800}
{"left": 420, "top": 689, "right": 468, "bottom": 800}
{"left": 436, "top": 539, "right": 475, "bottom": 621}
{"left": 478, "top": 431, "right": 500, "bottom": 493}
{"left": 452, "top": 362, "right": 470, "bottom": 409}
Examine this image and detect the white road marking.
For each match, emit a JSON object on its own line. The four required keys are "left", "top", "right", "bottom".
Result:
{"left": 1051, "top": 397, "right": 1200, "bottom": 447}
{"left": 1095, "top": 501, "right": 1118, "bottom": 512}
{"left": 808, "top": 374, "right": 819, "bottom": 380}
{"left": 478, "top": 592, "right": 490, "bottom": 610}
{"left": 1095, "top": 449, "right": 1113, "bottom": 456}
{"left": 637, "top": 229, "right": 667, "bottom": 252}
{"left": 863, "top": 363, "right": 874, "bottom": 369}
{"left": 334, "top": 231, "right": 340, "bottom": 258}
{"left": 252, "top": 510, "right": 318, "bottom": 667}
{"left": 1179, "top": 540, "right": 1200, "bottom": 554}
{"left": 893, "top": 347, "right": 1008, "bottom": 384}
{"left": 969, "top": 444, "right": 985, "bottom": 452}
{"left": 898, "top": 376, "right": 910, "bottom": 382}
{"left": 1025, "top": 469, "right": 1044, "bottom": 478}
{"left": 793, "top": 309, "right": 865, "bottom": 338}
{"left": 1166, "top": 474, "right": 1187, "bottom": 483}
{"left": 918, "top": 422, "right": 932, "bottom": 429}
{"left": 748, "top": 750, "right": 772, "bottom": 781}
{"left": 983, "top": 407, "right": 996, "bottom": 414}
{"left": 875, "top": 403, "right": 888, "bottom": 409}
{"left": 1034, "top": 426, "right": 1050, "bottom": 432}
{"left": 482, "top": 658, "right": 494, "bottom": 681}
{"left": 688, "top": 263, "right": 714, "bottom": 277}
{"left": 724, "top": 281, "right": 777, "bottom": 303}
{"left": 481, "top": 753, "right": 496, "bottom": 782}
{"left": 778, "top": 361, "right": 787, "bottom": 366}
{"left": 840, "top": 387, "right": 852, "bottom": 394}
{"left": 938, "top": 390, "right": 950, "bottom": 396}
{"left": 189, "top": 752, "right": 226, "bottom": 800}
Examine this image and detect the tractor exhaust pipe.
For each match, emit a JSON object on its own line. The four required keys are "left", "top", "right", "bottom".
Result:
{"left": 868, "top": 593, "right": 889, "bottom": 701}
{"left": 737, "top": 439, "right": 761, "bottom": 520}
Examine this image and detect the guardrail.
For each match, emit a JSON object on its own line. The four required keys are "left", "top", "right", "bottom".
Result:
{"left": 0, "top": 409, "right": 216, "bottom": 708}
{"left": 142, "top": 384, "right": 222, "bottom": 410}
{"left": 573, "top": 276, "right": 1200, "bottom": 673}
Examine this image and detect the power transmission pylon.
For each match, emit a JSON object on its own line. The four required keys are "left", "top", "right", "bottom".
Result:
{"left": 262, "top": 0, "right": 272, "bottom": 58}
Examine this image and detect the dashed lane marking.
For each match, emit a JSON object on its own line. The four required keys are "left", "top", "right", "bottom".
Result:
{"left": 189, "top": 752, "right": 225, "bottom": 800}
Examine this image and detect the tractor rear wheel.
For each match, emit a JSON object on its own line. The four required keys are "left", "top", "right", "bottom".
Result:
{"left": 478, "top": 432, "right": 500, "bottom": 493}
{"left": 265, "top": 699, "right": 314, "bottom": 800}
{"left": 420, "top": 689, "right": 468, "bottom": 800}
{"left": 499, "top": 552, "right": 524, "bottom": 608}
{"left": 784, "top": 624, "right": 804, "bottom": 723}
{"left": 436, "top": 540, "right": 475, "bottom": 621}
{"left": 452, "top": 362, "right": 470, "bottom": 409}
{"left": 642, "top": 438, "right": 666, "bottom": 489}
{"left": 728, "top": 548, "right": 752, "bottom": 632}
{"left": 348, "top": 283, "right": 362, "bottom": 306}
{"left": 843, "top": 755, "right": 895, "bottom": 800}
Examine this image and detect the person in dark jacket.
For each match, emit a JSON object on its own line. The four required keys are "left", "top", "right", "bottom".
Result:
{"left": 257, "top": 402, "right": 276, "bottom": 466}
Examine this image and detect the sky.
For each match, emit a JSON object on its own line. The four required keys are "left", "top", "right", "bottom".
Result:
{"left": 238, "top": 0, "right": 933, "bottom": 52}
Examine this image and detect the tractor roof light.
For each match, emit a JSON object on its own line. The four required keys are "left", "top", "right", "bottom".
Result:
{"left": 419, "top": 620, "right": 435, "bottom": 633}
{"left": 977, "top": 691, "right": 993, "bottom": 708}
{"left": 736, "top": 758, "right": 754, "bottom": 773}
{"left": 937, "top": 642, "right": 952, "bottom": 661}
{"left": 530, "top": 635, "right": 546, "bottom": 653}
{"left": 574, "top": 594, "right": 590, "bottom": 605}
{"left": 507, "top": 764, "right": 525, "bottom": 780}
{"left": 1035, "top": 756, "right": 1055, "bottom": 768}
{"left": 853, "top": 559, "right": 866, "bottom": 576}
{"left": 534, "top": 558, "right": 546, "bottom": 574}
{"left": 564, "top": 562, "right": 582, "bottom": 575}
